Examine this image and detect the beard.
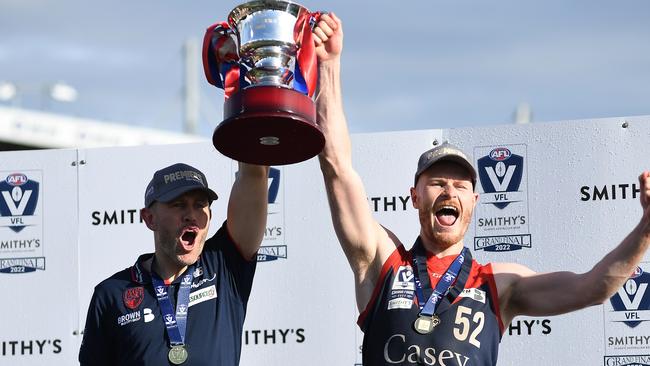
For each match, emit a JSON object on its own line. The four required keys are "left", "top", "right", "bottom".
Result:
{"left": 419, "top": 208, "right": 473, "bottom": 248}
{"left": 156, "top": 228, "right": 203, "bottom": 268}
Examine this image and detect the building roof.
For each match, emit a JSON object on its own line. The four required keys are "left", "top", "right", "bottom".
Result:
{"left": 0, "top": 106, "right": 206, "bottom": 150}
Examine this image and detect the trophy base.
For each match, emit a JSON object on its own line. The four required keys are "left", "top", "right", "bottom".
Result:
{"left": 213, "top": 86, "right": 324, "bottom": 165}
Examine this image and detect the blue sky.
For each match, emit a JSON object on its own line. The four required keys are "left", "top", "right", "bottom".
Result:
{"left": 1, "top": 0, "right": 648, "bottom": 137}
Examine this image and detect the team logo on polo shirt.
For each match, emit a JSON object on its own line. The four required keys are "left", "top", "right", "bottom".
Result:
{"left": 123, "top": 287, "right": 144, "bottom": 310}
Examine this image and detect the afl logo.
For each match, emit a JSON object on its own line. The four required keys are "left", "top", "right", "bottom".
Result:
{"left": 631, "top": 266, "right": 644, "bottom": 279}
{"left": 6, "top": 173, "right": 28, "bottom": 186}
{"left": 489, "top": 148, "right": 511, "bottom": 161}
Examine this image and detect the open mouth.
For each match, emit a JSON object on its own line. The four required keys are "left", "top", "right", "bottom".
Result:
{"left": 179, "top": 228, "right": 198, "bottom": 250}
{"left": 435, "top": 205, "right": 459, "bottom": 226}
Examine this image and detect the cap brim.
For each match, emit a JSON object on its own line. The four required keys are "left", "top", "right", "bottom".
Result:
{"left": 155, "top": 186, "right": 219, "bottom": 205}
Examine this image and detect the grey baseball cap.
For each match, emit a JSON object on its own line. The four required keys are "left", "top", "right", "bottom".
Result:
{"left": 144, "top": 163, "right": 218, "bottom": 207}
{"left": 414, "top": 142, "right": 477, "bottom": 187}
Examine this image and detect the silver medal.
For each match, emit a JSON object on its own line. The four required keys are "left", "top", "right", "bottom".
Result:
{"left": 168, "top": 345, "right": 188, "bottom": 365}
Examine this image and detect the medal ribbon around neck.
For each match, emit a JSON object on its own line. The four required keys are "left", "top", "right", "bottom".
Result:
{"left": 151, "top": 258, "right": 195, "bottom": 350}
{"left": 411, "top": 239, "right": 472, "bottom": 319}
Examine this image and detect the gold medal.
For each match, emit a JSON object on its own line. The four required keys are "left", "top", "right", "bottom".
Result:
{"left": 168, "top": 345, "right": 188, "bottom": 365}
{"left": 414, "top": 315, "right": 441, "bottom": 335}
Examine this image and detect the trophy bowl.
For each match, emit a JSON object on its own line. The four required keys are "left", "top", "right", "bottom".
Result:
{"left": 207, "top": 0, "right": 325, "bottom": 166}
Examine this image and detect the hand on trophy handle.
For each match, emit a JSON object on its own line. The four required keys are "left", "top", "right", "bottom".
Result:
{"left": 313, "top": 12, "right": 343, "bottom": 62}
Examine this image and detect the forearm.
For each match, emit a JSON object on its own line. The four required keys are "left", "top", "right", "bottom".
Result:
{"left": 227, "top": 163, "right": 269, "bottom": 259}
{"left": 316, "top": 58, "right": 351, "bottom": 175}
{"left": 314, "top": 57, "right": 390, "bottom": 271}
{"left": 587, "top": 220, "right": 650, "bottom": 303}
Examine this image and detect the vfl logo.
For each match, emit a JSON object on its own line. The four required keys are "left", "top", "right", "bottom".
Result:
{"left": 0, "top": 173, "right": 40, "bottom": 233}
{"left": 397, "top": 267, "right": 414, "bottom": 284}
{"left": 477, "top": 148, "right": 523, "bottom": 209}
{"left": 182, "top": 275, "right": 192, "bottom": 286}
{"left": 609, "top": 266, "right": 650, "bottom": 328}
{"left": 164, "top": 314, "right": 175, "bottom": 326}
{"left": 388, "top": 266, "right": 415, "bottom": 310}
{"left": 155, "top": 286, "right": 167, "bottom": 297}
{"left": 177, "top": 304, "right": 188, "bottom": 315}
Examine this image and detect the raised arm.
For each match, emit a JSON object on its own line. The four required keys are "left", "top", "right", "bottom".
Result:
{"left": 226, "top": 162, "right": 269, "bottom": 260}
{"left": 496, "top": 171, "right": 650, "bottom": 326}
{"left": 314, "top": 14, "right": 398, "bottom": 311}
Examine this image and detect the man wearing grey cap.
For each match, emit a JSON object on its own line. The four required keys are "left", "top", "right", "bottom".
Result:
{"left": 313, "top": 14, "right": 650, "bottom": 365}
{"left": 79, "top": 162, "right": 268, "bottom": 365}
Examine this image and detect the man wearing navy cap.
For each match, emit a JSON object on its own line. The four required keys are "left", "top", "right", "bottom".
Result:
{"left": 79, "top": 162, "right": 268, "bottom": 365}
{"left": 313, "top": 14, "right": 650, "bottom": 365}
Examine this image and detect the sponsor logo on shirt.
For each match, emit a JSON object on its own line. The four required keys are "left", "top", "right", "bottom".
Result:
{"left": 188, "top": 285, "right": 217, "bottom": 307}
{"left": 143, "top": 308, "right": 155, "bottom": 323}
{"left": 388, "top": 266, "right": 415, "bottom": 310}
{"left": 459, "top": 288, "right": 486, "bottom": 304}
{"left": 192, "top": 273, "right": 216, "bottom": 288}
{"left": 117, "top": 310, "right": 141, "bottom": 326}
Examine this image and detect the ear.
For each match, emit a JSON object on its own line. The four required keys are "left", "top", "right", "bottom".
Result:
{"left": 141, "top": 207, "right": 157, "bottom": 231}
{"left": 410, "top": 186, "right": 418, "bottom": 208}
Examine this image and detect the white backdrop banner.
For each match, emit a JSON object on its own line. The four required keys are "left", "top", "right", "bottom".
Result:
{"left": 0, "top": 115, "right": 649, "bottom": 366}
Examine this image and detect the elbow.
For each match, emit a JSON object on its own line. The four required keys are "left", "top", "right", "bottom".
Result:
{"left": 586, "top": 274, "right": 629, "bottom": 306}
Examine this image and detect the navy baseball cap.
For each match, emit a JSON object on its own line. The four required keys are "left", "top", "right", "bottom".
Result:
{"left": 414, "top": 142, "right": 477, "bottom": 187}
{"left": 144, "top": 163, "right": 218, "bottom": 207}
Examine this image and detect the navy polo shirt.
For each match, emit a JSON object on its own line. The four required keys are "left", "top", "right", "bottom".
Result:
{"left": 79, "top": 222, "right": 256, "bottom": 366}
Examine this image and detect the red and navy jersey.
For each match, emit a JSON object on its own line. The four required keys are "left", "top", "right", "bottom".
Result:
{"left": 79, "top": 221, "right": 256, "bottom": 366}
{"left": 358, "top": 244, "right": 504, "bottom": 366}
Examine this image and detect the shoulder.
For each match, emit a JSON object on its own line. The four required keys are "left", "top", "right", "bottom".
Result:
{"left": 93, "top": 266, "right": 138, "bottom": 296}
{"left": 487, "top": 261, "right": 536, "bottom": 302}
{"left": 490, "top": 262, "right": 535, "bottom": 277}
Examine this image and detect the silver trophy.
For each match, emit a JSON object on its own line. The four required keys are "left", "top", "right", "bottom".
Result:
{"left": 204, "top": 0, "right": 324, "bottom": 165}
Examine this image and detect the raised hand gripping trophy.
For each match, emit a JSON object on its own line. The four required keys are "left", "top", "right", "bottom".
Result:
{"left": 202, "top": 0, "right": 324, "bottom": 165}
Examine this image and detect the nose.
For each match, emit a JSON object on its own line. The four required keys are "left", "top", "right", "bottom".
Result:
{"left": 183, "top": 207, "right": 198, "bottom": 223}
{"left": 441, "top": 183, "right": 458, "bottom": 198}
